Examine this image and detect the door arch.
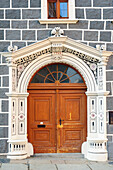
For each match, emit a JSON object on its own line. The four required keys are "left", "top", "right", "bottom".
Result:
{"left": 27, "top": 63, "right": 87, "bottom": 153}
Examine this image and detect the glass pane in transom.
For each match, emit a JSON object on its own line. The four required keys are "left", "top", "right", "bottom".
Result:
{"left": 60, "top": 2, "right": 68, "bottom": 17}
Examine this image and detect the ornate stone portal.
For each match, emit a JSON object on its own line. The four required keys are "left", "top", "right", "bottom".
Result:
{"left": 3, "top": 29, "right": 112, "bottom": 161}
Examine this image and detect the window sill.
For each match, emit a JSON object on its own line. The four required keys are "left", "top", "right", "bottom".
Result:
{"left": 39, "top": 19, "right": 79, "bottom": 24}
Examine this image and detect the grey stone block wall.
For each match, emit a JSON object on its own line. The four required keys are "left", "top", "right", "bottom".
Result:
{"left": 0, "top": 0, "right": 112, "bottom": 156}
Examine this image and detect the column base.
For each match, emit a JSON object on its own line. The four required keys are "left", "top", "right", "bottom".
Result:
{"left": 7, "top": 152, "right": 28, "bottom": 160}
{"left": 87, "top": 151, "right": 108, "bottom": 161}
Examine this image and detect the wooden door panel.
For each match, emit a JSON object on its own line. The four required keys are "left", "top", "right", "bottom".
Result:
{"left": 57, "top": 91, "right": 87, "bottom": 153}
{"left": 27, "top": 90, "right": 56, "bottom": 153}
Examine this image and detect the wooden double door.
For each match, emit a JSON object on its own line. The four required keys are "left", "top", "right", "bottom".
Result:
{"left": 27, "top": 88, "right": 87, "bottom": 153}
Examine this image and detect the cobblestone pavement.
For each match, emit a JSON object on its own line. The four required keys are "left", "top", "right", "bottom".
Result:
{"left": 0, "top": 153, "right": 113, "bottom": 170}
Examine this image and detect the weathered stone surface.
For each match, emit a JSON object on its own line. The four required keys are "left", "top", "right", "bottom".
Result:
{"left": 107, "top": 97, "right": 113, "bottom": 110}
{"left": 29, "top": 20, "right": 46, "bottom": 29}
{"left": 12, "top": 21, "right": 27, "bottom": 29}
{"left": 37, "top": 30, "right": 51, "bottom": 40}
{"left": 0, "top": 127, "right": 8, "bottom": 138}
{"left": 106, "top": 71, "right": 113, "bottom": 81}
{"left": 0, "top": 0, "right": 10, "bottom": 8}
{"left": 75, "top": 0, "right": 91, "bottom": 7}
{"left": 69, "top": 20, "right": 88, "bottom": 29}
{"left": 3, "top": 76, "right": 9, "bottom": 87}
{"left": 0, "top": 114, "right": 8, "bottom": 125}
{"left": 0, "top": 140, "right": 8, "bottom": 153}
{"left": 100, "top": 32, "right": 111, "bottom": 42}
{"left": 2, "top": 100, "right": 9, "bottom": 112}
{"left": 0, "top": 89, "right": 9, "bottom": 98}
{"left": 89, "top": 43, "right": 104, "bottom": 48}
{"left": 30, "top": 0, "right": 41, "bottom": 8}
{"left": 12, "top": 42, "right": 26, "bottom": 49}
{"left": 0, "top": 77, "right": 1, "bottom": 86}
{"left": 0, "top": 10, "right": 4, "bottom": 19}
{"left": 107, "top": 55, "right": 113, "bottom": 70}
{"left": 90, "top": 21, "right": 104, "bottom": 30}
{"left": 84, "top": 31, "right": 98, "bottom": 41}
{"left": 2, "top": 56, "right": 7, "bottom": 63}
{"left": 6, "top": 30, "right": 21, "bottom": 40}
{"left": 0, "top": 30, "right": 4, "bottom": 40}
{"left": 22, "top": 30, "right": 35, "bottom": 40}
{"left": 0, "top": 65, "right": 9, "bottom": 75}
{"left": 107, "top": 142, "right": 113, "bottom": 159}
{"left": 93, "top": 0, "right": 113, "bottom": 7}
{"left": 107, "top": 136, "right": 112, "bottom": 142}
{"left": 103, "top": 9, "right": 113, "bottom": 19}
{"left": 48, "top": 24, "right": 67, "bottom": 29}
{"left": 0, "top": 42, "right": 10, "bottom": 52}
{"left": 106, "top": 44, "right": 113, "bottom": 51}
{"left": 106, "top": 21, "right": 113, "bottom": 30}
{"left": 12, "top": 0, "right": 28, "bottom": 8}
{"left": 107, "top": 82, "right": 112, "bottom": 95}
{"left": 22, "top": 9, "right": 41, "bottom": 19}
{"left": 27, "top": 42, "right": 36, "bottom": 46}
{"left": 75, "top": 9, "right": 84, "bottom": 19}
{"left": 0, "top": 21, "right": 10, "bottom": 28}
{"left": 64, "top": 30, "right": 82, "bottom": 40}
{"left": 6, "top": 10, "right": 20, "bottom": 19}
{"left": 86, "top": 9, "right": 101, "bottom": 19}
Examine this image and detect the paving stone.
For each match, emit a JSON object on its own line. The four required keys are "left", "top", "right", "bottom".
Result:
{"left": 30, "top": 164, "right": 56, "bottom": 170}
{"left": 29, "top": 20, "right": 46, "bottom": 29}
{"left": 12, "top": 0, "right": 28, "bottom": 8}
{"left": 1, "top": 164, "right": 28, "bottom": 170}
{"left": 0, "top": 42, "right": 10, "bottom": 52}
{"left": 106, "top": 71, "right": 113, "bottom": 81}
{"left": 2, "top": 56, "right": 7, "bottom": 63}
{"left": 0, "top": 114, "right": 8, "bottom": 125}
{"left": 0, "top": 21, "right": 10, "bottom": 28}
{"left": 28, "top": 159, "right": 51, "bottom": 164}
{"left": 84, "top": 31, "right": 98, "bottom": 41}
{"left": 64, "top": 30, "right": 82, "bottom": 40}
{"left": 22, "top": 30, "right": 35, "bottom": 40}
{"left": 12, "top": 21, "right": 27, "bottom": 29}
{"left": 106, "top": 21, "right": 113, "bottom": 30}
{"left": 0, "top": 88, "right": 9, "bottom": 98}
{"left": 107, "top": 97, "right": 113, "bottom": 110}
{"left": 6, "top": 30, "right": 21, "bottom": 40}
{"left": 107, "top": 55, "right": 113, "bottom": 70}
{"left": 51, "top": 160, "right": 65, "bottom": 164}
{"left": 1, "top": 100, "right": 9, "bottom": 112}
{"left": 100, "top": 31, "right": 111, "bottom": 42}
{"left": 0, "top": 65, "right": 9, "bottom": 75}
{"left": 48, "top": 24, "right": 67, "bottom": 29}
{"left": 6, "top": 10, "right": 20, "bottom": 19}
{"left": 30, "top": 0, "right": 41, "bottom": 8}
{"left": 37, "top": 30, "right": 51, "bottom": 40}
{"left": 69, "top": 20, "right": 88, "bottom": 29}
{"left": 22, "top": 9, "right": 41, "bottom": 19}
{"left": 93, "top": 0, "right": 113, "bottom": 7}
{"left": 0, "top": 10, "right": 4, "bottom": 19}
{"left": 0, "top": 127, "right": 8, "bottom": 138}
{"left": 57, "top": 164, "right": 90, "bottom": 170}
{"left": 0, "top": 30, "right": 4, "bottom": 40}
{"left": 86, "top": 9, "right": 101, "bottom": 19}
{"left": 0, "top": 0, "right": 10, "bottom": 8}
{"left": 90, "top": 21, "right": 104, "bottom": 30}
{"left": 75, "top": 9, "right": 84, "bottom": 19}
{"left": 0, "top": 140, "right": 8, "bottom": 153}
{"left": 107, "top": 82, "right": 111, "bottom": 95}
{"left": 75, "top": 0, "right": 91, "bottom": 7}
{"left": 2, "top": 76, "right": 9, "bottom": 87}
{"left": 12, "top": 42, "right": 26, "bottom": 49}
{"left": 88, "top": 162, "right": 113, "bottom": 170}
{"left": 106, "top": 44, "right": 113, "bottom": 51}
{"left": 103, "top": 9, "right": 113, "bottom": 19}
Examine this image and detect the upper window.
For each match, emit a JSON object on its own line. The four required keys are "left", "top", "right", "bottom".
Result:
{"left": 48, "top": 0, "right": 68, "bottom": 19}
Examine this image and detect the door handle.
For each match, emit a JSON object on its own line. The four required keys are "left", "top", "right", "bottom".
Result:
{"left": 59, "top": 118, "right": 64, "bottom": 125}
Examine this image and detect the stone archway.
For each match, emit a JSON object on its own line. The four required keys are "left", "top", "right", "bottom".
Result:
{"left": 3, "top": 33, "right": 112, "bottom": 161}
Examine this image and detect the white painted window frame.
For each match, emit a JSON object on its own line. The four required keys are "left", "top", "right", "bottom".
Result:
{"left": 39, "top": 0, "right": 78, "bottom": 24}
